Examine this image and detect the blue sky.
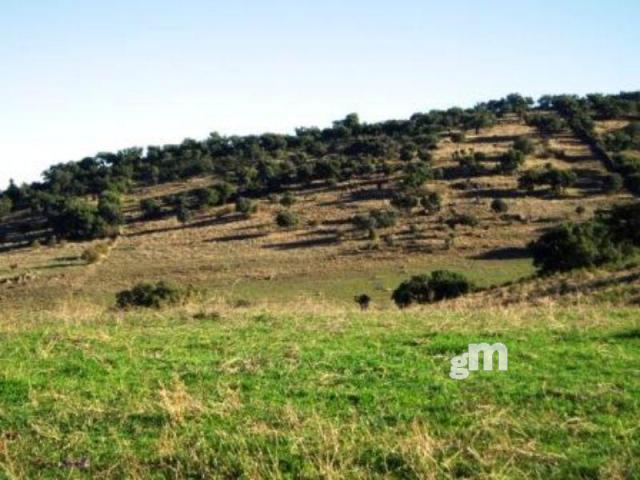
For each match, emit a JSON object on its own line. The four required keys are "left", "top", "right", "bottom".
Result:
{"left": 1, "top": 0, "right": 638, "bottom": 188}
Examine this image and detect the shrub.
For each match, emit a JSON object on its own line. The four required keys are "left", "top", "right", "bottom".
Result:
{"left": 526, "top": 113, "right": 566, "bottom": 134}
{"left": 97, "top": 191, "right": 124, "bottom": 225}
{"left": 81, "top": 243, "right": 110, "bottom": 264}
{"left": 513, "top": 136, "right": 535, "bottom": 154}
{"left": 140, "top": 198, "right": 163, "bottom": 220}
{"left": 392, "top": 270, "right": 474, "bottom": 308}
{"left": 354, "top": 294, "right": 371, "bottom": 310}
{"left": 193, "top": 187, "right": 220, "bottom": 209}
{"left": 497, "top": 149, "right": 525, "bottom": 174}
{"left": 490, "top": 198, "right": 509, "bottom": 214}
{"left": 280, "top": 191, "right": 296, "bottom": 207}
{"left": 390, "top": 192, "right": 419, "bottom": 211}
{"left": 0, "top": 196, "right": 13, "bottom": 218}
{"left": 446, "top": 214, "right": 479, "bottom": 229}
{"left": 116, "top": 281, "right": 185, "bottom": 309}
{"left": 352, "top": 209, "right": 397, "bottom": 231}
{"left": 50, "top": 198, "right": 112, "bottom": 241}
{"left": 529, "top": 222, "right": 621, "bottom": 274}
{"left": 544, "top": 168, "right": 577, "bottom": 196}
{"left": 603, "top": 173, "right": 623, "bottom": 193}
{"left": 275, "top": 210, "right": 299, "bottom": 228}
{"left": 451, "top": 132, "right": 465, "bottom": 143}
{"left": 176, "top": 207, "right": 193, "bottom": 224}
{"left": 420, "top": 192, "right": 442, "bottom": 214}
{"left": 518, "top": 169, "right": 544, "bottom": 192}
{"left": 235, "top": 197, "right": 256, "bottom": 216}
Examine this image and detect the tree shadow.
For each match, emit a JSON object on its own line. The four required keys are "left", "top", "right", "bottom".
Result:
{"left": 205, "top": 232, "right": 268, "bottom": 243}
{"left": 262, "top": 235, "right": 338, "bottom": 250}
{"left": 471, "top": 247, "right": 531, "bottom": 260}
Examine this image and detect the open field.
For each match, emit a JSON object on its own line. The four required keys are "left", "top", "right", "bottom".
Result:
{"left": 0, "top": 302, "right": 638, "bottom": 478}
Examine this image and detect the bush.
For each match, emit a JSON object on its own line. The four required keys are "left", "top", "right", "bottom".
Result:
{"left": 81, "top": 243, "right": 110, "bottom": 264}
{"left": 352, "top": 209, "right": 397, "bottom": 231}
{"left": 497, "top": 149, "right": 525, "bottom": 174}
{"left": 193, "top": 187, "right": 220, "bottom": 209}
{"left": 513, "top": 136, "right": 535, "bottom": 154}
{"left": 116, "top": 281, "right": 185, "bottom": 309}
{"left": 390, "top": 192, "right": 419, "bottom": 211}
{"left": 280, "top": 191, "right": 296, "bottom": 207}
{"left": 140, "top": 198, "right": 163, "bottom": 220}
{"left": 50, "top": 198, "right": 112, "bottom": 241}
{"left": 354, "top": 294, "right": 371, "bottom": 310}
{"left": 235, "top": 197, "right": 256, "bottom": 216}
{"left": 392, "top": 270, "right": 474, "bottom": 308}
{"left": 420, "top": 192, "right": 442, "bottom": 214}
{"left": 446, "top": 214, "right": 479, "bottom": 229}
{"left": 0, "top": 196, "right": 13, "bottom": 218}
{"left": 176, "top": 207, "right": 194, "bottom": 224}
{"left": 97, "top": 191, "right": 124, "bottom": 225}
{"left": 491, "top": 198, "right": 509, "bottom": 214}
{"left": 451, "top": 132, "right": 465, "bottom": 143}
{"left": 603, "top": 173, "right": 623, "bottom": 193}
{"left": 275, "top": 210, "right": 299, "bottom": 228}
{"left": 529, "top": 221, "right": 622, "bottom": 274}
{"left": 526, "top": 113, "right": 566, "bottom": 134}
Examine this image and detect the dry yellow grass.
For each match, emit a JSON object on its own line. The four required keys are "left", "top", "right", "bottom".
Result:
{"left": 0, "top": 115, "right": 631, "bottom": 312}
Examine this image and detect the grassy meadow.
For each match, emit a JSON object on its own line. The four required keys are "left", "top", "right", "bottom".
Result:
{"left": 0, "top": 301, "right": 637, "bottom": 478}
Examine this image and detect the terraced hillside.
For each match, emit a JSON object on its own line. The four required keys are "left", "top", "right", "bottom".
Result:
{"left": 0, "top": 112, "right": 632, "bottom": 310}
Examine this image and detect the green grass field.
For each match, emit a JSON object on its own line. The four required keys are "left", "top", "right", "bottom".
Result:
{"left": 0, "top": 304, "right": 637, "bottom": 478}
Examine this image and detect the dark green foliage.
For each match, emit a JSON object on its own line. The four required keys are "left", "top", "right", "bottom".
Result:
{"left": 390, "top": 192, "right": 419, "bottom": 211}
{"left": 491, "top": 198, "right": 509, "bottom": 214}
{"left": 280, "top": 191, "right": 296, "bottom": 207}
{"left": 464, "top": 108, "right": 496, "bottom": 134}
{"left": 450, "top": 132, "right": 465, "bottom": 143}
{"left": 0, "top": 196, "right": 12, "bottom": 218}
{"left": 529, "top": 202, "right": 640, "bottom": 274}
{"left": 526, "top": 113, "right": 566, "bottom": 134}
{"left": 401, "top": 162, "right": 432, "bottom": 189}
{"left": 446, "top": 214, "right": 479, "bottom": 229}
{"left": 193, "top": 187, "right": 220, "bottom": 209}
{"left": 601, "top": 201, "right": 640, "bottom": 246}
{"left": 116, "top": 281, "right": 185, "bottom": 309}
{"left": 529, "top": 222, "right": 622, "bottom": 274}
{"left": 603, "top": 173, "right": 624, "bottom": 193}
{"left": 420, "top": 192, "right": 442, "bottom": 214}
{"left": 518, "top": 167, "right": 577, "bottom": 195}
{"left": 214, "top": 182, "right": 236, "bottom": 204}
{"left": 392, "top": 270, "right": 474, "bottom": 308}
{"left": 176, "top": 207, "right": 194, "bottom": 224}
{"left": 354, "top": 294, "right": 371, "bottom": 310}
{"left": 275, "top": 210, "right": 299, "bottom": 228}
{"left": 513, "top": 137, "right": 535, "bottom": 154}
{"left": 140, "top": 198, "right": 163, "bottom": 220}
{"left": 497, "top": 149, "right": 525, "bottom": 174}
{"left": 50, "top": 198, "right": 117, "bottom": 241}
{"left": 352, "top": 209, "right": 397, "bottom": 232}
{"left": 235, "top": 197, "right": 256, "bottom": 216}
{"left": 97, "top": 191, "right": 124, "bottom": 225}
{"left": 453, "top": 150, "right": 486, "bottom": 176}
{"left": 544, "top": 168, "right": 577, "bottom": 195}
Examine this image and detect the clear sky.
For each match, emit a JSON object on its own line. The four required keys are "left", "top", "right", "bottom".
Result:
{"left": 1, "top": 0, "right": 638, "bottom": 188}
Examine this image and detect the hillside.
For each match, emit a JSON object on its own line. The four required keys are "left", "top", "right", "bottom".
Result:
{"left": 1, "top": 100, "right": 637, "bottom": 310}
